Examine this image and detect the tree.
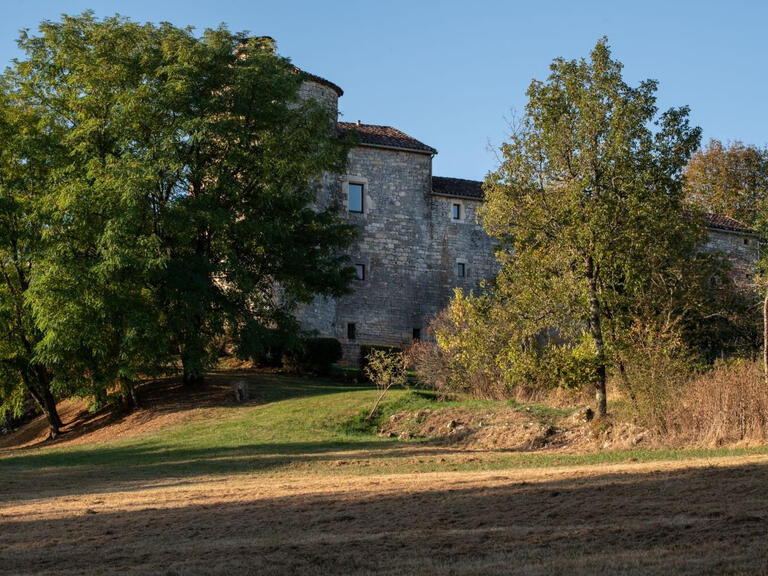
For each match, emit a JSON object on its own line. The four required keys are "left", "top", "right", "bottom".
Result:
{"left": 364, "top": 349, "right": 407, "bottom": 421}
{"left": 0, "top": 13, "right": 356, "bottom": 422}
{"left": 684, "top": 139, "right": 768, "bottom": 226}
{"left": 481, "top": 39, "right": 701, "bottom": 417}
{"left": 0, "top": 81, "right": 64, "bottom": 437}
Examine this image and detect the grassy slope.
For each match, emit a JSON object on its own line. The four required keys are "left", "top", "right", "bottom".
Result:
{"left": 2, "top": 371, "right": 768, "bottom": 483}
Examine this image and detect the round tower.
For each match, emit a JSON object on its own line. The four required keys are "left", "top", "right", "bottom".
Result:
{"left": 296, "top": 70, "right": 343, "bottom": 120}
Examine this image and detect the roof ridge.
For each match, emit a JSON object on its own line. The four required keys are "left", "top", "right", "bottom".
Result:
{"left": 338, "top": 122, "right": 436, "bottom": 155}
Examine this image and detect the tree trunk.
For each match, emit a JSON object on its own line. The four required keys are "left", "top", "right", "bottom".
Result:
{"left": 181, "top": 348, "right": 205, "bottom": 386}
{"left": 586, "top": 255, "right": 608, "bottom": 418}
{"left": 764, "top": 291, "right": 768, "bottom": 389}
{"left": 26, "top": 380, "right": 61, "bottom": 440}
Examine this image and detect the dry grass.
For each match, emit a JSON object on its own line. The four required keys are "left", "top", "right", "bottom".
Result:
{"left": 4, "top": 370, "right": 768, "bottom": 574}
{"left": 3, "top": 455, "right": 768, "bottom": 575}
{"left": 669, "top": 361, "right": 768, "bottom": 446}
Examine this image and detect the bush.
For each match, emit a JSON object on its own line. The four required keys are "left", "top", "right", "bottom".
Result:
{"left": 283, "top": 337, "right": 342, "bottom": 375}
{"left": 359, "top": 344, "right": 402, "bottom": 379}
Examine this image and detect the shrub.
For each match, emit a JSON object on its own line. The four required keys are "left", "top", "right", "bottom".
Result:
{"left": 363, "top": 348, "right": 408, "bottom": 420}
{"left": 283, "top": 337, "right": 342, "bottom": 375}
{"left": 359, "top": 344, "right": 402, "bottom": 380}
{"left": 613, "top": 319, "right": 693, "bottom": 433}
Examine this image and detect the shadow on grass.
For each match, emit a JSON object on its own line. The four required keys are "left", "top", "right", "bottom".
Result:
{"left": 1, "top": 370, "right": 376, "bottom": 451}
{"left": 4, "top": 460, "right": 768, "bottom": 575}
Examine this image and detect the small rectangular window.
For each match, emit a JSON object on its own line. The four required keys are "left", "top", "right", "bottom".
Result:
{"left": 348, "top": 183, "right": 364, "bottom": 213}
{"left": 412, "top": 328, "right": 421, "bottom": 341}
{"left": 457, "top": 262, "right": 466, "bottom": 278}
{"left": 452, "top": 203, "right": 461, "bottom": 220}
{"left": 744, "top": 238, "right": 750, "bottom": 245}
{"left": 347, "top": 322, "right": 356, "bottom": 340}
{"left": 355, "top": 263, "right": 365, "bottom": 280}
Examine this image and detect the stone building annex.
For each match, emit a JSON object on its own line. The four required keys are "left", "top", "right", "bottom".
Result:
{"left": 294, "top": 72, "right": 759, "bottom": 363}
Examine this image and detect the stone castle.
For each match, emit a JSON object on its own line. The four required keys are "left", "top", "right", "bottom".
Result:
{"left": 295, "top": 72, "right": 759, "bottom": 363}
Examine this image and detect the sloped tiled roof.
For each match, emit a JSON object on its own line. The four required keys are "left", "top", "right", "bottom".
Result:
{"left": 701, "top": 212, "right": 756, "bottom": 234}
{"left": 432, "top": 176, "right": 484, "bottom": 199}
{"left": 431, "top": 178, "right": 757, "bottom": 235}
{"left": 338, "top": 122, "right": 437, "bottom": 155}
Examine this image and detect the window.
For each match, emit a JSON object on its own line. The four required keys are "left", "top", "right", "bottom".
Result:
{"left": 452, "top": 203, "right": 461, "bottom": 220}
{"left": 412, "top": 328, "right": 421, "bottom": 341}
{"left": 355, "top": 263, "right": 365, "bottom": 280}
{"left": 347, "top": 322, "right": 356, "bottom": 340}
{"left": 744, "top": 238, "right": 750, "bottom": 245}
{"left": 348, "top": 183, "right": 364, "bottom": 213}
{"left": 457, "top": 262, "right": 466, "bottom": 278}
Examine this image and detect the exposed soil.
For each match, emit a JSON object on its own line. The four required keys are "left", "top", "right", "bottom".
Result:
{"left": 3, "top": 456, "right": 768, "bottom": 575}
{"left": 379, "top": 406, "right": 650, "bottom": 452}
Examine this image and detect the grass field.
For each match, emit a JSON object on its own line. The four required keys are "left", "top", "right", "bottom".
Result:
{"left": 3, "top": 371, "right": 768, "bottom": 574}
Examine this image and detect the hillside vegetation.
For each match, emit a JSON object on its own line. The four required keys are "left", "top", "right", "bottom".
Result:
{"left": 4, "top": 371, "right": 768, "bottom": 575}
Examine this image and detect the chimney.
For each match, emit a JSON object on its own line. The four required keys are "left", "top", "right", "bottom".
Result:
{"left": 356, "top": 120, "right": 361, "bottom": 127}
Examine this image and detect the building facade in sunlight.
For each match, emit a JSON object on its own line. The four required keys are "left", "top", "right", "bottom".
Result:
{"left": 294, "top": 73, "right": 760, "bottom": 363}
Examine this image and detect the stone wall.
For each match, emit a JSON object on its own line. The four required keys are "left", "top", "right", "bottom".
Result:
{"left": 701, "top": 229, "right": 760, "bottom": 287}
{"left": 297, "top": 80, "right": 339, "bottom": 116}
{"left": 296, "top": 143, "right": 501, "bottom": 364}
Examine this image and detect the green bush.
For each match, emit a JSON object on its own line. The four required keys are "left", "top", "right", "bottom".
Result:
{"left": 283, "top": 337, "right": 342, "bottom": 375}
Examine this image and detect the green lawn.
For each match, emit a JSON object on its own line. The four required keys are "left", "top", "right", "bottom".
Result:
{"left": 3, "top": 371, "right": 768, "bottom": 483}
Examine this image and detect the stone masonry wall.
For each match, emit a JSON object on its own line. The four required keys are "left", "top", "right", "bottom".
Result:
{"left": 297, "top": 80, "right": 338, "bottom": 116}
{"left": 296, "top": 144, "right": 500, "bottom": 364}
{"left": 701, "top": 229, "right": 760, "bottom": 287}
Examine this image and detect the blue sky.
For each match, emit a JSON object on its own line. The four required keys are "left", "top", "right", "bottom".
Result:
{"left": 2, "top": 1, "right": 766, "bottom": 180}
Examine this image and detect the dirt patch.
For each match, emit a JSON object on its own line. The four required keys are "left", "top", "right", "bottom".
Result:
{"left": 379, "top": 406, "right": 650, "bottom": 452}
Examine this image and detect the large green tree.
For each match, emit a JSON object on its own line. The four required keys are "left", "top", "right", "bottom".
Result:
{"left": 0, "top": 13, "right": 355, "bottom": 425}
{"left": 481, "top": 39, "right": 702, "bottom": 416}
{"left": 0, "top": 83, "right": 64, "bottom": 437}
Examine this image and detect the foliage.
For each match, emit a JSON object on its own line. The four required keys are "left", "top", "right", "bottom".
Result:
{"left": 480, "top": 38, "right": 702, "bottom": 416}
{"left": 363, "top": 348, "right": 408, "bottom": 420}
{"left": 0, "top": 75, "right": 63, "bottom": 435}
{"left": 684, "top": 139, "right": 768, "bottom": 227}
{"left": 358, "top": 344, "right": 402, "bottom": 378}
{"left": 283, "top": 337, "right": 343, "bottom": 375}
{"left": 0, "top": 12, "right": 356, "bottom": 421}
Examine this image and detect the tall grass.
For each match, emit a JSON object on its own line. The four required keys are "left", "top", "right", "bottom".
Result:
{"left": 668, "top": 361, "right": 768, "bottom": 446}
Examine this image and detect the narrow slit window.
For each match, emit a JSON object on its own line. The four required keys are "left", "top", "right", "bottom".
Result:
{"left": 457, "top": 262, "right": 466, "bottom": 278}
{"left": 348, "top": 183, "right": 364, "bottom": 213}
{"left": 355, "top": 263, "right": 365, "bottom": 280}
{"left": 452, "top": 203, "right": 461, "bottom": 220}
{"left": 412, "top": 328, "right": 421, "bottom": 341}
{"left": 347, "top": 322, "right": 356, "bottom": 340}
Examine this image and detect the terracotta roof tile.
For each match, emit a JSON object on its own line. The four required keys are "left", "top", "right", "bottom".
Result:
{"left": 700, "top": 212, "right": 756, "bottom": 234}
{"left": 432, "top": 177, "right": 484, "bottom": 199}
{"left": 337, "top": 122, "right": 436, "bottom": 155}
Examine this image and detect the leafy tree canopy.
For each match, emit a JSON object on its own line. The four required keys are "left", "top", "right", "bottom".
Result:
{"left": 684, "top": 139, "right": 768, "bottom": 228}
{"left": 481, "top": 38, "right": 702, "bottom": 416}
{"left": 0, "top": 12, "right": 356, "bottom": 433}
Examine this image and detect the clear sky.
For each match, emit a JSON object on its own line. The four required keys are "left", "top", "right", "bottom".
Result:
{"left": 2, "top": 0, "right": 766, "bottom": 180}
